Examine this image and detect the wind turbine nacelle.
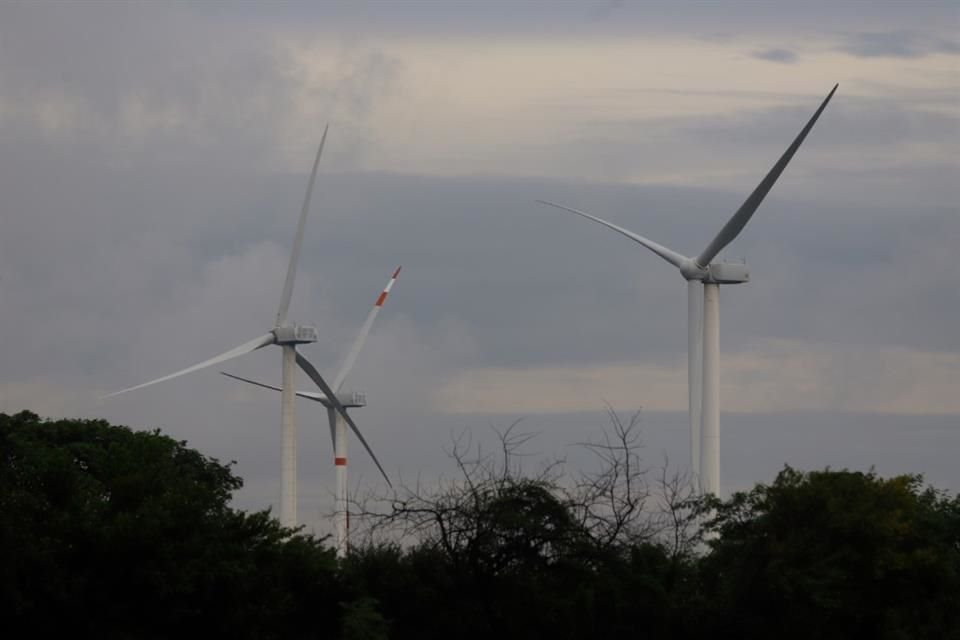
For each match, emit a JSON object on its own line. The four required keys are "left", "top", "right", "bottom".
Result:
{"left": 704, "top": 262, "right": 750, "bottom": 284}
{"left": 321, "top": 391, "right": 367, "bottom": 409}
{"left": 273, "top": 325, "right": 319, "bottom": 345}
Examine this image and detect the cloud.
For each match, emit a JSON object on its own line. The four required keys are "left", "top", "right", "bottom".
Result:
{"left": 838, "top": 31, "right": 960, "bottom": 59}
{"left": 433, "top": 339, "right": 960, "bottom": 416}
{"left": 751, "top": 48, "right": 798, "bottom": 63}
{"left": 0, "top": 3, "right": 405, "bottom": 175}
{"left": 3, "top": 8, "right": 957, "bottom": 189}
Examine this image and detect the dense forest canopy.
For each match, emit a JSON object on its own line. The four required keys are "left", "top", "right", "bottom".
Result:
{"left": 2, "top": 411, "right": 958, "bottom": 639}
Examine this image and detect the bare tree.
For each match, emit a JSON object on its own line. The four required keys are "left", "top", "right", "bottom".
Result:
{"left": 651, "top": 457, "right": 703, "bottom": 559}
{"left": 348, "top": 410, "right": 704, "bottom": 562}
{"left": 568, "top": 407, "right": 655, "bottom": 549}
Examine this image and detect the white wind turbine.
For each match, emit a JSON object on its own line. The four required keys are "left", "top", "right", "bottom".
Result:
{"left": 221, "top": 266, "right": 401, "bottom": 556}
{"left": 103, "top": 126, "right": 388, "bottom": 527}
{"left": 538, "top": 85, "right": 837, "bottom": 496}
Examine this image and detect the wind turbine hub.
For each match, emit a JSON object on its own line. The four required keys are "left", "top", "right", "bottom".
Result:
{"left": 273, "top": 324, "right": 319, "bottom": 345}
{"left": 680, "top": 260, "right": 709, "bottom": 281}
{"left": 703, "top": 261, "right": 750, "bottom": 285}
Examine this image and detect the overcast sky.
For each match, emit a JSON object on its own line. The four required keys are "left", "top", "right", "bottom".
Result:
{"left": 1, "top": 1, "right": 957, "bottom": 533}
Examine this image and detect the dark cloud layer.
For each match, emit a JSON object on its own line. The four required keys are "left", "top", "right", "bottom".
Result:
{"left": 751, "top": 48, "right": 799, "bottom": 63}
{"left": 2, "top": 160, "right": 954, "bottom": 376}
{"left": 194, "top": 1, "right": 959, "bottom": 41}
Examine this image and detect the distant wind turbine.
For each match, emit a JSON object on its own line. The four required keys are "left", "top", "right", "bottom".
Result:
{"left": 103, "top": 127, "right": 386, "bottom": 527}
{"left": 538, "top": 85, "right": 838, "bottom": 496}
{"left": 221, "top": 266, "right": 401, "bottom": 555}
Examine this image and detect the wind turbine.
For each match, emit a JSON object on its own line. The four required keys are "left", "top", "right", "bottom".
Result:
{"left": 221, "top": 266, "right": 401, "bottom": 556}
{"left": 538, "top": 85, "right": 837, "bottom": 496}
{"left": 103, "top": 126, "right": 386, "bottom": 527}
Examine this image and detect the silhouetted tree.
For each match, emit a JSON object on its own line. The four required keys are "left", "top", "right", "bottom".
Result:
{"left": 0, "top": 411, "right": 339, "bottom": 639}
{"left": 699, "top": 467, "right": 960, "bottom": 640}
{"left": 7, "top": 410, "right": 957, "bottom": 639}
{"left": 344, "top": 415, "right": 702, "bottom": 639}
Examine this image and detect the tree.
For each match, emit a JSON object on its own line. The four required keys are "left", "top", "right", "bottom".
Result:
{"left": 0, "top": 411, "right": 339, "bottom": 639}
{"left": 699, "top": 466, "right": 960, "bottom": 640}
{"left": 344, "top": 415, "right": 702, "bottom": 640}
{"left": 12, "top": 410, "right": 955, "bottom": 639}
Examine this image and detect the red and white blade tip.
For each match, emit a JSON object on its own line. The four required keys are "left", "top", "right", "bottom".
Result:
{"left": 375, "top": 266, "right": 402, "bottom": 307}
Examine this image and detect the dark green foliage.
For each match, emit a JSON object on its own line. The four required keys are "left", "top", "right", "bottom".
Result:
{"left": 0, "top": 411, "right": 338, "bottom": 639}
{"left": 339, "top": 477, "right": 697, "bottom": 640}
{"left": 341, "top": 597, "right": 389, "bottom": 640}
{"left": 338, "top": 461, "right": 959, "bottom": 639}
{"left": 3, "top": 411, "right": 958, "bottom": 639}
{"left": 699, "top": 467, "right": 960, "bottom": 640}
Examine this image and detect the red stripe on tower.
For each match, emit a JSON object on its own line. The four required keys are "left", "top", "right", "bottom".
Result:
{"left": 335, "top": 457, "right": 346, "bottom": 466}
{"left": 392, "top": 265, "right": 402, "bottom": 279}
{"left": 375, "top": 291, "right": 388, "bottom": 307}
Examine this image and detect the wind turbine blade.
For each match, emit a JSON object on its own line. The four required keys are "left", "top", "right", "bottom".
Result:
{"left": 295, "top": 351, "right": 393, "bottom": 487}
{"left": 220, "top": 371, "right": 283, "bottom": 393}
{"left": 536, "top": 200, "right": 689, "bottom": 270}
{"left": 696, "top": 84, "right": 838, "bottom": 267}
{"left": 332, "top": 266, "right": 402, "bottom": 392}
{"left": 102, "top": 333, "right": 275, "bottom": 398}
{"left": 219, "top": 371, "right": 326, "bottom": 402}
{"left": 327, "top": 409, "right": 337, "bottom": 456}
{"left": 276, "top": 125, "right": 329, "bottom": 327}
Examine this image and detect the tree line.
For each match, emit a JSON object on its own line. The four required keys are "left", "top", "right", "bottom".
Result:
{"left": 2, "top": 410, "right": 958, "bottom": 639}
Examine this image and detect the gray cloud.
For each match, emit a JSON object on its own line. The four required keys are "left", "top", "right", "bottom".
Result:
{"left": 839, "top": 31, "right": 960, "bottom": 59}
{"left": 3, "top": 162, "right": 954, "bottom": 380}
{"left": 751, "top": 47, "right": 799, "bottom": 63}
{"left": 0, "top": 2, "right": 404, "bottom": 177}
{"left": 657, "top": 94, "right": 957, "bottom": 155}
{"left": 188, "top": 1, "right": 959, "bottom": 42}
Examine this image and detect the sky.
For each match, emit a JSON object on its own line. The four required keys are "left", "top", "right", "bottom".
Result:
{"left": 1, "top": 1, "right": 957, "bottom": 533}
